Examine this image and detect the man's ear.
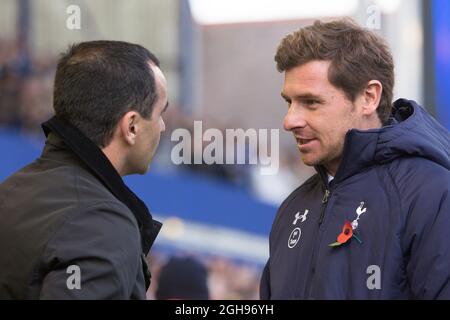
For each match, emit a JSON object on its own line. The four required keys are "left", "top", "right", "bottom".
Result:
{"left": 362, "top": 80, "right": 383, "bottom": 117}
{"left": 119, "top": 111, "right": 140, "bottom": 146}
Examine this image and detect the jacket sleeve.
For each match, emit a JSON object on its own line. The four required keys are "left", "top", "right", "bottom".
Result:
{"left": 399, "top": 163, "right": 450, "bottom": 299}
{"left": 39, "top": 201, "right": 143, "bottom": 299}
{"left": 260, "top": 259, "right": 271, "bottom": 299}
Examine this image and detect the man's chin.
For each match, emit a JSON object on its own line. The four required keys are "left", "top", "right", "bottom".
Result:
{"left": 138, "top": 163, "right": 151, "bottom": 175}
{"left": 129, "top": 162, "right": 151, "bottom": 175}
{"left": 300, "top": 153, "right": 320, "bottom": 167}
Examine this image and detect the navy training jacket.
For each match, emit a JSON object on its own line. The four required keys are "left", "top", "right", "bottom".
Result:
{"left": 260, "top": 99, "right": 450, "bottom": 299}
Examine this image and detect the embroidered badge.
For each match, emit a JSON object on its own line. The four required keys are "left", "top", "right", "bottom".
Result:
{"left": 288, "top": 227, "right": 301, "bottom": 248}
{"left": 288, "top": 209, "right": 309, "bottom": 249}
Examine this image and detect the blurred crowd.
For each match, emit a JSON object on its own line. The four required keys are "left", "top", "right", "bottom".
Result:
{"left": 0, "top": 39, "right": 55, "bottom": 134}
{"left": 146, "top": 251, "right": 262, "bottom": 300}
{"left": 156, "top": 106, "right": 315, "bottom": 203}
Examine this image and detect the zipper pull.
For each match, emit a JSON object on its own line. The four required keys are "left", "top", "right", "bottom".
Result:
{"left": 318, "top": 189, "right": 330, "bottom": 225}
{"left": 322, "top": 189, "right": 330, "bottom": 203}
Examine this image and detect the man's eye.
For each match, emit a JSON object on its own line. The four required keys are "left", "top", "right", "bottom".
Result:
{"left": 303, "top": 100, "right": 321, "bottom": 109}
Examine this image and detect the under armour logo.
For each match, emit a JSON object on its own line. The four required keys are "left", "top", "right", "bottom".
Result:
{"left": 293, "top": 210, "right": 309, "bottom": 225}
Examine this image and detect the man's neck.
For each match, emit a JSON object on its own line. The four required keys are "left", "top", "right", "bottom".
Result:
{"left": 323, "top": 161, "right": 339, "bottom": 177}
{"left": 102, "top": 143, "right": 127, "bottom": 177}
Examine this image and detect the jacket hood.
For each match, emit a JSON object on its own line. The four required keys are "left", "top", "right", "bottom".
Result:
{"left": 323, "top": 99, "right": 450, "bottom": 185}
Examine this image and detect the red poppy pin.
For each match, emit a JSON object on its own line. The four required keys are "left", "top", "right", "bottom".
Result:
{"left": 329, "top": 220, "right": 363, "bottom": 247}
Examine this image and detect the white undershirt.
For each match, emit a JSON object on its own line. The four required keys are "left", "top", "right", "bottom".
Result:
{"left": 327, "top": 175, "right": 334, "bottom": 183}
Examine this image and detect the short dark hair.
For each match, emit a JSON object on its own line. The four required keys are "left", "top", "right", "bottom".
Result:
{"left": 156, "top": 256, "right": 209, "bottom": 300}
{"left": 53, "top": 40, "right": 160, "bottom": 147}
{"left": 275, "top": 19, "right": 395, "bottom": 124}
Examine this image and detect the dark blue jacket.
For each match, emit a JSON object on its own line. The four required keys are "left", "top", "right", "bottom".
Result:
{"left": 261, "top": 99, "right": 450, "bottom": 299}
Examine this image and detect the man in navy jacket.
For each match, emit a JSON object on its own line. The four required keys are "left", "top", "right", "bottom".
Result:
{"left": 260, "top": 19, "right": 450, "bottom": 299}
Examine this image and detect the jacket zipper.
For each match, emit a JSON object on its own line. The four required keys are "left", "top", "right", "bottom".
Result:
{"left": 318, "top": 189, "right": 330, "bottom": 225}
{"left": 305, "top": 188, "right": 331, "bottom": 298}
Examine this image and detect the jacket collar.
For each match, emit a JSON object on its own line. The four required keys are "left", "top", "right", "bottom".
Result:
{"left": 42, "top": 116, "right": 161, "bottom": 256}
{"left": 315, "top": 99, "right": 450, "bottom": 188}
{"left": 315, "top": 100, "right": 410, "bottom": 188}
{"left": 314, "top": 128, "right": 380, "bottom": 189}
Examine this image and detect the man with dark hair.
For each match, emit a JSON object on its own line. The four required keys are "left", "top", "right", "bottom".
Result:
{"left": 0, "top": 40, "right": 168, "bottom": 299}
{"left": 261, "top": 19, "right": 450, "bottom": 299}
{"left": 155, "top": 256, "right": 209, "bottom": 300}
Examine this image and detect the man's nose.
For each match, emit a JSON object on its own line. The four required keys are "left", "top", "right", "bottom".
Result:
{"left": 283, "top": 106, "right": 307, "bottom": 131}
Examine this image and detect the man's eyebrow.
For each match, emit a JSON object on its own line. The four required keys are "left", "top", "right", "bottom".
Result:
{"left": 281, "top": 92, "right": 290, "bottom": 101}
{"left": 281, "top": 92, "right": 323, "bottom": 101}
